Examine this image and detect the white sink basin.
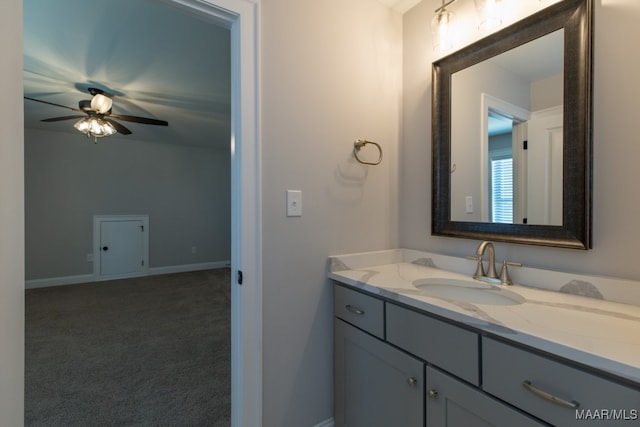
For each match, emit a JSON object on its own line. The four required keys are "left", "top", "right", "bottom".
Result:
{"left": 412, "top": 278, "right": 525, "bottom": 306}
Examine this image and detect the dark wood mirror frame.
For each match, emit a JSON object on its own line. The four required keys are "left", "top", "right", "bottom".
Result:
{"left": 432, "top": 0, "right": 593, "bottom": 249}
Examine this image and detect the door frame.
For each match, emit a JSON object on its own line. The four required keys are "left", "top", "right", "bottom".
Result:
{"left": 16, "top": 0, "right": 262, "bottom": 425}
{"left": 480, "top": 93, "right": 530, "bottom": 222}
{"left": 164, "top": 1, "right": 263, "bottom": 426}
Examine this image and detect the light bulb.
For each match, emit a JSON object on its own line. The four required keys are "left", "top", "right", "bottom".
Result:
{"left": 90, "top": 93, "right": 113, "bottom": 114}
{"left": 431, "top": 8, "right": 455, "bottom": 52}
{"left": 475, "top": 0, "right": 503, "bottom": 31}
{"left": 73, "top": 117, "right": 117, "bottom": 138}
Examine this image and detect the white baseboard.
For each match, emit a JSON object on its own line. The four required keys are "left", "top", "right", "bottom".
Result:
{"left": 149, "top": 261, "right": 230, "bottom": 276}
{"left": 25, "top": 261, "right": 230, "bottom": 289}
{"left": 314, "top": 418, "right": 335, "bottom": 427}
{"left": 25, "top": 274, "right": 95, "bottom": 289}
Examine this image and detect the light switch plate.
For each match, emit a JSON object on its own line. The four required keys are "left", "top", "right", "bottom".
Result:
{"left": 287, "top": 190, "right": 302, "bottom": 217}
{"left": 465, "top": 196, "right": 473, "bottom": 214}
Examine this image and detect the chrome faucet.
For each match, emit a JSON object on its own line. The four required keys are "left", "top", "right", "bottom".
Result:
{"left": 475, "top": 241, "right": 498, "bottom": 281}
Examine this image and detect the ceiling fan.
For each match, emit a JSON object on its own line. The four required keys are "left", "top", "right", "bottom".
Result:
{"left": 24, "top": 87, "right": 168, "bottom": 140}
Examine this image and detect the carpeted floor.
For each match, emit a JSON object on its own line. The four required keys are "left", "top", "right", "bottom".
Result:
{"left": 25, "top": 268, "right": 231, "bottom": 427}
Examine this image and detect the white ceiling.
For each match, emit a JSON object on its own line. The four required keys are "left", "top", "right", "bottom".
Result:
{"left": 489, "top": 29, "right": 564, "bottom": 83}
{"left": 23, "top": 0, "right": 231, "bottom": 148}
{"left": 376, "top": 0, "right": 422, "bottom": 14}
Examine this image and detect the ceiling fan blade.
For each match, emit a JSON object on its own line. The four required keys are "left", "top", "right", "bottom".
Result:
{"left": 24, "top": 96, "right": 82, "bottom": 112}
{"left": 104, "top": 118, "right": 132, "bottom": 135}
{"left": 109, "top": 114, "right": 168, "bottom": 126}
{"left": 41, "top": 115, "right": 86, "bottom": 122}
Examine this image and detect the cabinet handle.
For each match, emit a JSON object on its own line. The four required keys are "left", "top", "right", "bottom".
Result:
{"left": 428, "top": 389, "right": 439, "bottom": 400}
{"left": 345, "top": 305, "right": 365, "bottom": 315}
{"left": 522, "top": 380, "right": 580, "bottom": 409}
{"left": 407, "top": 377, "right": 418, "bottom": 387}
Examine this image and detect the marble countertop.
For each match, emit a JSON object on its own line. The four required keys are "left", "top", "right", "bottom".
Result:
{"left": 329, "top": 249, "right": 640, "bottom": 386}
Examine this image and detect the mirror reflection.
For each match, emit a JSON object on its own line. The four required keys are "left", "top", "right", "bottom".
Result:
{"left": 450, "top": 30, "right": 564, "bottom": 225}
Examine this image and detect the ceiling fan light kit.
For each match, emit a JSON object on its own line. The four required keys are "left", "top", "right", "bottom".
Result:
{"left": 73, "top": 117, "right": 117, "bottom": 141}
{"left": 25, "top": 86, "right": 169, "bottom": 142}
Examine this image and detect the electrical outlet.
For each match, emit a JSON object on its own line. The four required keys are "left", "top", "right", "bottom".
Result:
{"left": 86, "top": 253, "right": 94, "bottom": 263}
{"left": 191, "top": 246, "right": 197, "bottom": 254}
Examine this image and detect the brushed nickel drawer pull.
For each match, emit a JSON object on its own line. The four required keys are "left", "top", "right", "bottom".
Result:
{"left": 407, "top": 377, "right": 418, "bottom": 387}
{"left": 428, "top": 389, "right": 439, "bottom": 400}
{"left": 522, "top": 380, "right": 580, "bottom": 409}
{"left": 345, "top": 305, "right": 365, "bottom": 315}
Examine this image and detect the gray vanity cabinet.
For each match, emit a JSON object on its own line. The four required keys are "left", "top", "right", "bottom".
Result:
{"left": 425, "top": 366, "right": 546, "bottom": 427}
{"left": 333, "top": 283, "right": 640, "bottom": 426}
{"left": 333, "top": 283, "right": 541, "bottom": 426}
{"left": 334, "top": 319, "right": 424, "bottom": 427}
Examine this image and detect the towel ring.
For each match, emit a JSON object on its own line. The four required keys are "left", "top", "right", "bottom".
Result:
{"left": 353, "top": 139, "right": 383, "bottom": 166}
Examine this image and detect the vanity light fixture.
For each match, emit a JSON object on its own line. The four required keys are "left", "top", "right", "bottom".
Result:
{"left": 431, "top": 0, "right": 456, "bottom": 52}
{"left": 474, "top": 0, "right": 504, "bottom": 31}
{"left": 432, "top": 0, "right": 506, "bottom": 52}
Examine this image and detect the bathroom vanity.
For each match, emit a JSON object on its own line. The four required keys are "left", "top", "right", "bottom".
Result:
{"left": 331, "top": 1, "right": 607, "bottom": 424}
{"left": 330, "top": 249, "right": 640, "bottom": 426}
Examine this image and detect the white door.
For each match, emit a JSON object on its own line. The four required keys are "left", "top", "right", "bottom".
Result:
{"left": 94, "top": 215, "right": 149, "bottom": 280}
{"left": 527, "top": 106, "right": 563, "bottom": 225}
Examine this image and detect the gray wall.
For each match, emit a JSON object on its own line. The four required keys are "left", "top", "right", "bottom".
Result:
{"left": 25, "top": 128, "right": 230, "bottom": 280}
{"left": 531, "top": 74, "right": 563, "bottom": 111}
{"left": 261, "top": 0, "right": 401, "bottom": 425}
{"left": 401, "top": 1, "right": 640, "bottom": 280}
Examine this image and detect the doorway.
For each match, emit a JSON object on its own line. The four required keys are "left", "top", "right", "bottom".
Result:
{"left": 21, "top": 0, "right": 261, "bottom": 425}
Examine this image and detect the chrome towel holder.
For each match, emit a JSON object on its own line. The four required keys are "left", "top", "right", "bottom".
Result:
{"left": 353, "top": 139, "right": 383, "bottom": 165}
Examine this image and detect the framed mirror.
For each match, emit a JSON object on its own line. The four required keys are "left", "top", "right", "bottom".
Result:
{"left": 432, "top": 0, "right": 592, "bottom": 249}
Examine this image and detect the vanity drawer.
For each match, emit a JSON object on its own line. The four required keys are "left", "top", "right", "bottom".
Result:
{"left": 483, "top": 337, "right": 640, "bottom": 426}
{"left": 334, "top": 285, "right": 384, "bottom": 339}
{"left": 386, "top": 303, "right": 479, "bottom": 385}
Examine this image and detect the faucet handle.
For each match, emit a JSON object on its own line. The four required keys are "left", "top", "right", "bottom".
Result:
{"left": 499, "top": 261, "right": 522, "bottom": 286}
{"left": 466, "top": 256, "right": 485, "bottom": 278}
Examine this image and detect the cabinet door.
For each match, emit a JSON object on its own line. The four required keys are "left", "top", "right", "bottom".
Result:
{"left": 426, "top": 366, "right": 546, "bottom": 427}
{"left": 334, "top": 319, "right": 424, "bottom": 427}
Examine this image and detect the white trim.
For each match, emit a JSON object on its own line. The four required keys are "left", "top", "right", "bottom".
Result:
{"left": 230, "top": 3, "right": 262, "bottom": 427}
{"left": 166, "top": 1, "right": 262, "bottom": 427}
{"left": 530, "top": 104, "right": 563, "bottom": 119}
{"left": 314, "top": 418, "right": 335, "bottom": 427}
{"left": 25, "top": 274, "right": 94, "bottom": 289}
{"left": 24, "top": 261, "right": 231, "bottom": 289}
{"left": 149, "top": 261, "right": 231, "bottom": 275}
